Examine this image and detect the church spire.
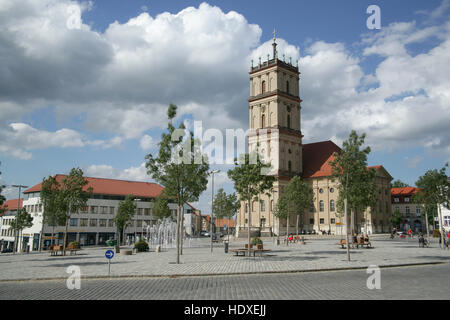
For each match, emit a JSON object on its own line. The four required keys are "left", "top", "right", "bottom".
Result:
{"left": 272, "top": 28, "right": 277, "bottom": 60}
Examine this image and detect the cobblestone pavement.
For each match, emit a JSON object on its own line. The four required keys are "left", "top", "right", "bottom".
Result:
{"left": 0, "top": 263, "right": 449, "bottom": 300}
{"left": 0, "top": 236, "right": 448, "bottom": 281}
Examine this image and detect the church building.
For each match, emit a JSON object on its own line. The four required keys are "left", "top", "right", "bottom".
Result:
{"left": 236, "top": 34, "right": 393, "bottom": 237}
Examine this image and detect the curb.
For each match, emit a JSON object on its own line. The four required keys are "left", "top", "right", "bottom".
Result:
{"left": 0, "top": 261, "right": 446, "bottom": 283}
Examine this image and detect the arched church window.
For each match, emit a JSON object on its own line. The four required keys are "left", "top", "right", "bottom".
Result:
{"left": 319, "top": 200, "right": 324, "bottom": 212}
{"left": 330, "top": 200, "right": 335, "bottom": 212}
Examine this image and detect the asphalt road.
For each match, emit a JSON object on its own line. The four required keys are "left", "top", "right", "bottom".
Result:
{"left": 0, "top": 262, "right": 449, "bottom": 300}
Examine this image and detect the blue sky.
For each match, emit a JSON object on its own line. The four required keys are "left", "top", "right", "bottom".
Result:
{"left": 1, "top": 0, "right": 449, "bottom": 214}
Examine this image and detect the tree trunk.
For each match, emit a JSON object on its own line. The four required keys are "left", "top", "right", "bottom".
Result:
{"left": 345, "top": 198, "right": 350, "bottom": 261}
{"left": 247, "top": 200, "right": 251, "bottom": 256}
{"left": 296, "top": 214, "right": 299, "bottom": 236}
{"left": 425, "top": 211, "right": 430, "bottom": 247}
{"left": 115, "top": 228, "right": 120, "bottom": 253}
{"left": 438, "top": 204, "right": 445, "bottom": 249}
{"left": 176, "top": 204, "right": 182, "bottom": 264}
{"left": 351, "top": 209, "right": 355, "bottom": 236}
{"left": 180, "top": 210, "right": 184, "bottom": 255}
{"left": 286, "top": 214, "right": 290, "bottom": 247}
{"left": 63, "top": 219, "right": 68, "bottom": 256}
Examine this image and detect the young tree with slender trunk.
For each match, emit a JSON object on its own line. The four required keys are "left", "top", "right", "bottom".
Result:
{"left": 146, "top": 104, "right": 209, "bottom": 264}
{"left": 113, "top": 195, "right": 136, "bottom": 253}
{"left": 228, "top": 152, "right": 275, "bottom": 255}
{"left": 212, "top": 188, "right": 240, "bottom": 240}
{"left": 273, "top": 176, "right": 314, "bottom": 246}
{"left": 415, "top": 164, "right": 449, "bottom": 249}
{"left": 9, "top": 208, "right": 33, "bottom": 252}
{"left": 330, "top": 131, "right": 377, "bottom": 261}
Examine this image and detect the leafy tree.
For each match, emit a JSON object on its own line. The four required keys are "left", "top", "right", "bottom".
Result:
{"left": 415, "top": 164, "right": 449, "bottom": 249}
{"left": 391, "top": 179, "right": 409, "bottom": 188}
{"left": 113, "top": 195, "right": 136, "bottom": 252}
{"left": 329, "top": 131, "right": 377, "bottom": 261}
{"left": 212, "top": 188, "right": 239, "bottom": 240}
{"left": 390, "top": 208, "right": 402, "bottom": 228}
{"left": 146, "top": 104, "right": 209, "bottom": 264}
{"left": 153, "top": 193, "right": 172, "bottom": 221}
{"left": 40, "top": 176, "right": 65, "bottom": 250}
{"left": 273, "top": 176, "right": 314, "bottom": 245}
{"left": 40, "top": 169, "right": 91, "bottom": 255}
{"left": 9, "top": 208, "right": 33, "bottom": 252}
{"left": 227, "top": 151, "right": 275, "bottom": 255}
{"left": 59, "top": 168, "right": 92, "bottom": 255}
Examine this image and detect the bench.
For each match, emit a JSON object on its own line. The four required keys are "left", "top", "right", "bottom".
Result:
{"left": 67, "top": 244, "right": 80, "bottom": 255}
{"left": 337, "top": 239, "right": 355, "bottom": 249}
{"left": 229, "top": 247, "right": 271, "bottom": 257}
{"left": 50, "top": 245, "right": 63, "bottom": 256}
{"left": 356, "top": 237, "right": 372, "bottom": 248}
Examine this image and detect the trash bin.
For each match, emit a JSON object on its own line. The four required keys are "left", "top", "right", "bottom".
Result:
{"left": 224, "top": 241, "right": 229, "bottom": 253}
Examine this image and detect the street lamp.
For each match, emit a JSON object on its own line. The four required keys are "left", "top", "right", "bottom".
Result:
{"left": 134, "top": 198, "right": 141, "bottom": 244}
{"left": 11, "top": 184, "right": 28, "bottom": 254}
{"left": 209, "top": 170, "right": 220, "bottom": 253}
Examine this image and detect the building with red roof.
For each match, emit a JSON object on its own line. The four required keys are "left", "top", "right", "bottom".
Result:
{"left": 0, "top": 199, "right": 24, "bottom": 252}
{"left": 391, "top": 187, "right": 426, "bottom": 232}
{"left": 237, "top": 44, "right": 394, "bottom": 237}
{"left": 4, "top": 175, "right": 185, "bottom": 252}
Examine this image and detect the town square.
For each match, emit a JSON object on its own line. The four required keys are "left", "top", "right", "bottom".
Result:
{"left": 0, "top": 0, "right": 449, "bottom": 304}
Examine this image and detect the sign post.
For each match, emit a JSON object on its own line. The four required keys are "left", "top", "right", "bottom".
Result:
{"left": 105, "top": 249, "right": 114, "bottom": 276}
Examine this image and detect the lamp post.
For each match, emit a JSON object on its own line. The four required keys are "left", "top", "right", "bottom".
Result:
{"left": 134, "top": 198, "right": 141, "bottom": 244}
{"left": 209, "top": 170, "right": 220, "bottom": 253}
{"left": 11, "top": 185, "right": 28, "bottom": 254}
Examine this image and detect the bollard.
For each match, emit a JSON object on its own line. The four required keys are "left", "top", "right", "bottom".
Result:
{"left": 224, "top": 241, "right": 229, "bottom": 253}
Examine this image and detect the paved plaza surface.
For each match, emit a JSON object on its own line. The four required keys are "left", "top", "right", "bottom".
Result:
{"left": 0, "top": 263, "right": 449, "bottom": 300}
{"left": 0, "top": 236, "right": 449, "bottom": 281}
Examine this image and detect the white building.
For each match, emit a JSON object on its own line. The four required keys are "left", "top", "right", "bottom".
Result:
{"left": 2, "top": 175, "right": 183, "bottom": 252}
{"left": 0, "top": 199, "right": 23, "bottom": 252}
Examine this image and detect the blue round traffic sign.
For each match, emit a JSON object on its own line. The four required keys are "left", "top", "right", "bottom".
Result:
{"left": 105, "top": 249, "right": 114, "bottom": 259}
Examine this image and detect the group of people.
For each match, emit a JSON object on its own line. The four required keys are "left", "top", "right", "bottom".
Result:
{"left": 352, "top": 233, "right": 370, "bottom": 244}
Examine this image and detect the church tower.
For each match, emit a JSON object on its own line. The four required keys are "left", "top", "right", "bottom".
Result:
{"left": 240, "top": 32, "right": 303, "bottom": 237}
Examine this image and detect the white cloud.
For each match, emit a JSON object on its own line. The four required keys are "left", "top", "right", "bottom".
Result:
{"left": 84, "top": 162, "right": 150, "bottom": 182}
{"left": 140, "top": 134, "right": 155, "bottom": 151}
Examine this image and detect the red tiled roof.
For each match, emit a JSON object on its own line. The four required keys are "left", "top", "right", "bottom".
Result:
{"left": 24, "top": 175, "right": 164, "bottom": 198}
{"left": 302, "top": 141, "right": 391, "bottom": 179}
{"left": 391, "top": 187, "right": 419, "bottom": 196}
{"left": 1, "top": 198, "right": 23, "bottom": 211}
{"left": 302, "top": 141, "right": 341, "bottom": 178}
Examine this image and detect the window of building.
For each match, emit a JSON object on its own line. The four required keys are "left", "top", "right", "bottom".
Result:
{"left": 331, "top": 218, "right": 335, "bottom": 224}
{"left": 99, "top": 219, "right": 107, "bottom": 227}
{"left": 137, "top": 220, "right": 142, "bottom": 227}
{"left": 416, "top": 207, "right": 421, "bottom": 215}
{"left": 261, "top": 114, "right": 265, "bottom": 128}
{"left": 108, "top": 219, "right": 114, "bottom": 227}
{"left": 288, "top": 161, "right": 292, "bottom": 173}
{"left": 144, "top": 208, "right": 150, "bottom": 215}
{"left": 260, "top": 200, "right": 265, "bottom": 212}
{"left": 260, "top": 218, "right": 266, "bottom": 227}
{"left": 394, "top": 198, "right": 399, "bottom": 203}
{"left": 286, "top": 81, "right": 290, "bottom": 94}
{"left": 444, "top": 216, "right": 450, "bottom": 227}
{"left": 405, "top": 206, "right": 410, "bottom": 215}
{"left": 110, "top": 207, "right": 115, "bottom": 215}
{"left": 320, "top": 218, "right": 324, "bottom": 224}
{"left": 90, "top": 206, "right": 98, "bottom": 214}
{"left": 310, "top": 202, "right": 315, "bottom": 212}
{"left": 89, "top": 219, "right": 97, "bottom": 227}
{"left": 330, "top": 188, "right": 334, "bottom": 193}
{"left": 245, "top": 218, "right": 248, "bottom": 224}
{"left": 101, "top": 206, "right": 108, "bottom": 214}
{"left": 319, "top": 188, "right": 324, "bottom": 194}
{"left": 271, "top": 200, "right": 274, "bottom": 211}
{"left": 330, "top": 200, "right": 335, "bottom": 212}
{"left": 309, "top": 218, "right": 314, "bottom": 225}
{"left": 319, "top": 200, "right": 324, "bottom": 212}
{"left": 80, "top": 206, "right": 88, "bottom": 213}
{"left": 69, "top": 218, "right": 78, "bottom": 227}
{"left": 262, "top": 80, "right": 266, "bottom": 94}
{"left": 138, "top": 208, "right": 143, "bottom": 215}
{"left": 287, "top": 114, "right": 291, "bottom": 129}
{"left": 80, "top": 219, "right": 88, "bottom": 227}
{"left": 405, "top": 197, "right": 410, "bottom": 203}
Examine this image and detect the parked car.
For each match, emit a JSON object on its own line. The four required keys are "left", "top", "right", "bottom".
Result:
{"left": 200, "top": 231, "right": 210, "bottom": 237}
